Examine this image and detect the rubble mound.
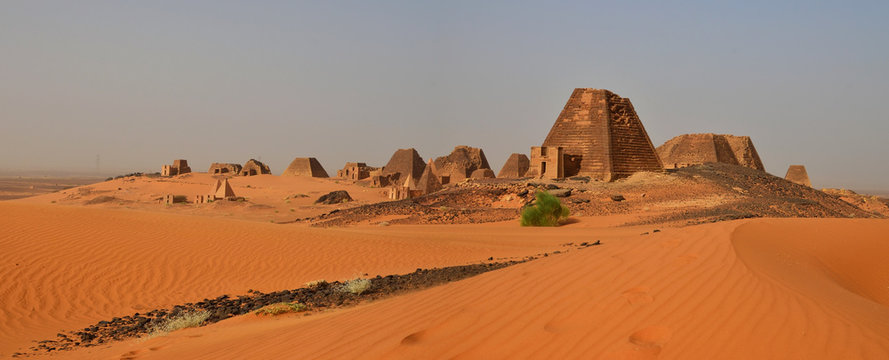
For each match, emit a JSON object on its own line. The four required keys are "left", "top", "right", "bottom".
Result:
{"left": 208, "top": 163, "right": 242, "bottom": 175}
{"left": 433, "top": 146, "right": 492, "bottom": 182}
{"left": 315, "top": 190, "right": 353, "bottom": 204}
{"left": 657, "top": 133, "right": 764, "bottom": 171}
{"left": 240, "top": 159, "right": 272, "bottom": 176}
{"left": 470, "top": 168, "right": 496, "bottom": 179}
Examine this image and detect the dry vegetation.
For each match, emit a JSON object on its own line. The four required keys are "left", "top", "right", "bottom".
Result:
{"left": 146, "top": 310, "right": 210, "bottom": 338}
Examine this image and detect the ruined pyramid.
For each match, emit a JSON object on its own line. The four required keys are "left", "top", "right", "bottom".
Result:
{"left": 657, "top": 134, "right": 765, "bottom": 171}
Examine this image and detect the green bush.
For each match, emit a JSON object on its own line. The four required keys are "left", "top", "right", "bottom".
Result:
{"left": 521, "top": 190, "right": 570, "bottom": 226}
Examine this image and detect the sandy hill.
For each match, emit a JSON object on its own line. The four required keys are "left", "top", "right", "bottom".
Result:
{"left": 3, "top": 166, "right": 888, "bottom": 359}
{"left": 4, "top": 216, "right": 886, "bottom": 359}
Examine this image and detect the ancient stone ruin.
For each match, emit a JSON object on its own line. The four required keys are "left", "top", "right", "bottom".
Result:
{"left": 432, "top": 145, "right": 492, "bottom": 184}
{"left": 196, "top": 178, "right": 237, "bottom": 203}
{"left": 785, "top": 165, "right": 812, "bottom": 187}
{"left": 497, "top": 153, "right": 530, "bottom": 179}
{"left": 208, "top": 163, "right": 242, "bottom": 175}
{"left": 389, "top": 159, "right": 444, "bottom": 200}
{"left": 162, "top": 194, "right": 188, "bottom": 205}
{"left": 657, "top": 134, "right": 765, "bottom": 171}
{"left": 337, "top": 162, "right": 377, "bottom": 181}
{"left": 240, "top": 159, "right": 272, "bottom": 176}
{"left": 282, "top": 157, "right": 329, "bottom": 177}
{"left": 378, "top": 148, "right": 425, "bottom": 186}
{"left": 416, "top": 160, "right": 444, "bottom": 194}
{"left": 161, "top": 159, "right": 192, "bottom": 177}
{"left": 527, "top": 88, "right": 663, "bottom": 181}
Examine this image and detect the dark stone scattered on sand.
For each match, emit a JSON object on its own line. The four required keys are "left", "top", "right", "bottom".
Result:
{"left": 315, "top": 190, "right": 353, "bottom": 204}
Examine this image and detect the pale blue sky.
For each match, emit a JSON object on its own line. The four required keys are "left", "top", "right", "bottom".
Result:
{"left": 1, "top": 1, "right": 887, "bottom": 190}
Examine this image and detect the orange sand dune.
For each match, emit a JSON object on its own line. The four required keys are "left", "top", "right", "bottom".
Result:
{"left": 0, "top": 202, "right": 598, "bottom": 357}
{"left": 55, "top": 218, "right": 889, "bottom": 359}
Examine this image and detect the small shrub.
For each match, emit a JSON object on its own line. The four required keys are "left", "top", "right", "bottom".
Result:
{"left": 340, "top": 278, "right": 371, "bottom": 295}
{"left": 521, "top": 190, "right": 570, "bottom": 227}
{"left": 147, "top": 310, "right": 210, "bottom": 338}
{"left": 254, "top": 302, "right": 309, "bottom": 316}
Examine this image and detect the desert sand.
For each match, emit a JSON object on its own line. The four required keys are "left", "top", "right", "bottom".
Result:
{"left": 2, "top": 171, "right": 888, "bottom": 359}
{"left": 0, "top": 200, "right": 577, "bottom": 358}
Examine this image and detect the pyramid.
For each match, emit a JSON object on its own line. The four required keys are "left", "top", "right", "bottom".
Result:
{"left": 432, "top": 145, "right": 491, "bottom": 182}
{"left": 657, "top": 134, "right": 764, "bottom": 171}
{"left": 382, "top": 148, "right": 425, "bottom": 182}
{"left": 497, "top": 153, "right": 530, "bottom": 178}
{"left": 210, "top": 178, "right": 236, "bottom": 198}
{"left": 282, "top": 157, "right": 329, "bottom": 177}
{"left": 785, "top": 165, "right": 812, "bottom": 187}
{"left": 414, "top": 160, "right": 443, "bottom": 194}
{"left": 531, "top": 88, "right": 662, "bottom": 181}
{"left": 723, "top": 136, "right": 765, "bottom": 170}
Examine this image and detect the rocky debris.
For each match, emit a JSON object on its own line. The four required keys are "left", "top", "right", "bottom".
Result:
{"left": 23, "top": 261, "right": 525, "bottom": 356}
{"left": 611, "top": 194, "right": 626, "bottom": 202}
{"left": 549, "top": 189, "right": 572, "bottom": 197}
{"left": 314, "top": 190, "right": 353, "bottom": 204}
{"left": 822, "top": 188, "right": 889, "bottom": 217}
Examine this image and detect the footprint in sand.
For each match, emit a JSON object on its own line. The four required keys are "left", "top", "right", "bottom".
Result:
{"left": 629, "top": 326, "right": 672, "bottom": 348}
{"left": 400, "top": 330, "right": 427, "bottom": 345}
{"left": 119, "top": 350, "right": 142, "bottom": 360}
{"left": 608, "top": 326, "right": 673, "bottom": 359}
{"left": 622, "top": 287, "right": 654, "bottom": 305}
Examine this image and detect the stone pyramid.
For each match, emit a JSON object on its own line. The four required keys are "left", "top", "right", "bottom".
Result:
{"left": 282, "top": 157, "right": 329, "bottom": 177}
{"left": 382, "top": 148, "right": 425, "bottom": 182}
{"left": 210, "top": 178, "right": 236, "bottom": 198}
{"left": 414, "top": 160, "right": 443, "bottom": 194}
{"left": 497, "top": 153, "right": 530, "bottom": 178}
{"left": 785, "top": 165, "right": 812, "bottom": 187}
{"left": 536, "top": 88, "right": 662, "bottom": 181}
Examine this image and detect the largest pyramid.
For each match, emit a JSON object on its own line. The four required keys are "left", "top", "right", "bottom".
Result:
{"left": 530, "top": 88, "right": 663, "bottom": 181}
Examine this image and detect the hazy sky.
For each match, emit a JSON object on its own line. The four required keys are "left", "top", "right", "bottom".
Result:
{"left": 2, "top": 1, "right": 887, "bottom": 190}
